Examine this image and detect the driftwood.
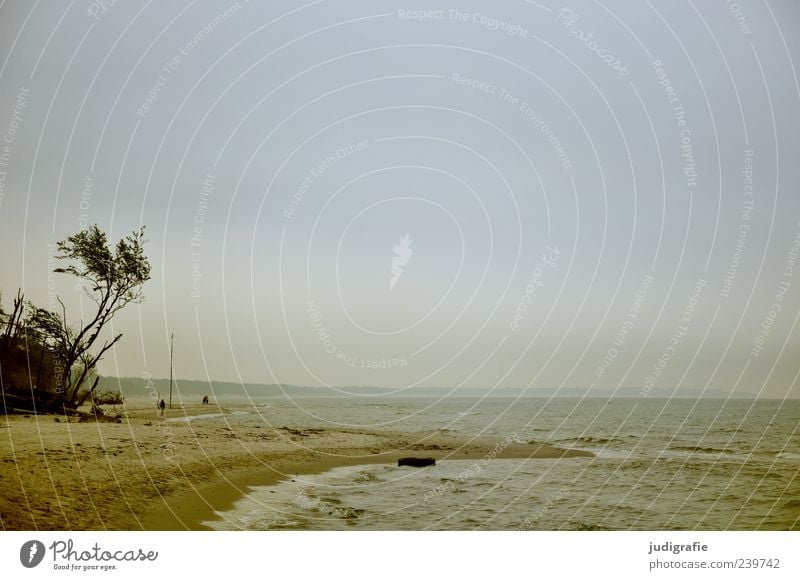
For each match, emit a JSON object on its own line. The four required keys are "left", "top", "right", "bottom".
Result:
{"left": 0, "top": 393, "right": 119, "bottom": 422}
{"left": 398, "top": 457, "right": 436, "bottom": 467}
{"left": 76, "top": 412, "right": 121, "bottom": 423}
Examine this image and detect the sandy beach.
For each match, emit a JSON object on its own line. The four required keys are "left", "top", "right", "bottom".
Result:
{"left": 0, "top": 399, "right": 591, "bottom": 530}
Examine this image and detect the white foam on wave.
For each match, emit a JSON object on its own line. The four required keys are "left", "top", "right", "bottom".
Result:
{"left": 569, "top": 446, "right": 638, "bottom": 460}
{"left": 167, "top": 409, "right": 252, "bottom": 423}
{"left": 656, "top": 448, "right": 754, "bottom": 463}
{"left": 167, "top": 412, "right": 228, "bottom": 423}
{"left": 292, "top": 491, "right": 321, "bottom": 511}
{"left": 775, "top": 451, "right": 800, "bottom": 461}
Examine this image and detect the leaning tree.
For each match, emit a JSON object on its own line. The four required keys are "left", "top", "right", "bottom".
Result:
{"left": 28, "top": 225, "right": 150, "bottom": 410}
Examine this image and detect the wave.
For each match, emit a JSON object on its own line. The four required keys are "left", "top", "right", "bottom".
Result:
{"left": 168, "top": 408, "right": 255, "bottom": 423}
{"left": 569, "top": 520, "right": 612, "bottom": 531}
{"left": 353, "top": 470, "right": 380, "bottom": 484}
{"left": 669, "top": 445, "right": 736, "bottom": 455}
{"left": 526, "top": 437, "right": 636, "bottom": 459}
{"left": 577, "top": 447, "right": 637, "bottom": 460}
{"left": 292, "top": 492, "right": 364, "bottom": 520}
{"left": 554, "top": 436, "right": 624, "bottom": 446}
{"left": 774, "top": 451, "right": 800, "bottom": 461}
{"left": 167, "top": 412, "right": 228, "bottom": 422}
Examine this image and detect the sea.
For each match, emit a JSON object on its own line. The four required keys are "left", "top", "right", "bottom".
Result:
{"left": 200, "top": 397, "right": 800, "bottom": 530}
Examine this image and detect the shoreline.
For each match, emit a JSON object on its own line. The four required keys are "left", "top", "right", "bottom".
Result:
{"left": 1, "top": 399, "right": 592, "bottom": 531}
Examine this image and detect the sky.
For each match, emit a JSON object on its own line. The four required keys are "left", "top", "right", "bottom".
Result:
{"left": 0, "top": 0, "right": 799, "bottom": 397}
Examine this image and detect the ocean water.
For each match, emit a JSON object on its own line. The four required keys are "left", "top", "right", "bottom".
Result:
{"left": 203, "top": 397, "right": 800, "bottom": 530}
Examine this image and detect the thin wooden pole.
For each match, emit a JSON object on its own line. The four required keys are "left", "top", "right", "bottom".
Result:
{"left": 169, "top": 333, "right": 174, "bottom": 409}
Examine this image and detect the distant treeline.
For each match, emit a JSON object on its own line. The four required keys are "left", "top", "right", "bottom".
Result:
{"left": 96, "top": 376, "right": 756, "bottom": 400}
{"left": 98, "top": 376, "right": 377, "bottom": 400}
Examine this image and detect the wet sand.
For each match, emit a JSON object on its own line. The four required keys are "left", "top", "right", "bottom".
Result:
{"left": 0, "top": 399, "right": 591, "bottom": 530}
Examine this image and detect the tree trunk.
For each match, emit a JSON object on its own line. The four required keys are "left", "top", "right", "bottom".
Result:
{"left": 76, "top": 376, "right": 100, "bottom": 408}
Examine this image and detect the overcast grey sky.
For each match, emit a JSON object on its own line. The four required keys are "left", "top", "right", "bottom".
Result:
{"left": 1, "top": 0, "right": 799, "bottom": 397}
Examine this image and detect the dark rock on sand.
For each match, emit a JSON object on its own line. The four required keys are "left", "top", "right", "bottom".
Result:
{"left": 398, "top": 457, "right": 435, "bottom": 467}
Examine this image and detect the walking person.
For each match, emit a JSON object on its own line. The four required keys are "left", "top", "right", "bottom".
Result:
{"left": 159, "top": 398, "right": 166, "bottom": 416}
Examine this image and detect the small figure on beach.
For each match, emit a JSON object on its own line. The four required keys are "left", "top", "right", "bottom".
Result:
{"left": 202, "top": 395, "right": 209, "bottom": 405}
{"left": 159, "top": 399, "right": 166, "bottom": 416}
